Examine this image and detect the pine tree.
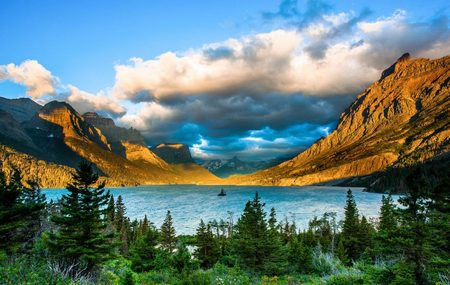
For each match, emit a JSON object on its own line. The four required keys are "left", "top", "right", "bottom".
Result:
{"left": 288, "top": 235, "right": 313, "bottom": 273}
{"left": 47, "top": 161, "right": 114, "bottom": 272}
{"left": 160, "top": 210, "right": 176, "bottom": 252}
{"left": 0, "top": 168, "right": 45, "bottom": 254}
{"left": 120, "top": 218, "right": 130, "bottom": 255}
{"left": 114, "top": 195, "right": 126, "bottom": 232}
{"left": 268, "top": 207, "right": 278, "bottom": 235}
{"left": 19, "top": 179, "right": 46, "bottom": 250}
{"left": 141, "top": 215, "right": 150, "bottom": 235}
{"left": 397, "top": 168, "right": 431, "bottom": 285}
{"left": 427, "top": 172, "right": 450, "bottom": 274}
{"left": 379, "top": 195, "right": 397, "bottom": 232}
{"left": 335, "top": 238, "right": 348, "bottom": 264}
{"left": 376, "top": 194, "right": 398, "bottom": 257}
{"left": 195, "top": 219, "right": 220, "bottom": 268}
{"left": 130, "top": 224, "right": 159, "bottom": 272}
{"left": 357, "top": 215, "right": 375, "bottom": 260}
{"left": 342, "top": 189, "right": 361, "bottom": 263}
{"left": 106, "top": 195, "right": 115, "bottom": 225}
{"left": 232, "top": 192, "right": 286, "bottom": 274}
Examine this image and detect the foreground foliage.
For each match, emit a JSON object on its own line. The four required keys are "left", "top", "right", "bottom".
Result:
{"left": 0, "top": 161, "right": 449, "bottom": 284}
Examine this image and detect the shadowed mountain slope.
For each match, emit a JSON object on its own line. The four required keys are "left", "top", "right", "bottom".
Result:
{"left": 228, "top": 54, "right": 450, "bottom": 186}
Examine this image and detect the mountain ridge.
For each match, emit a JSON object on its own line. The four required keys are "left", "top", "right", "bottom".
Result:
{"left": 0, "top": 99, "right": 220, "bottom": 187}
{"left": 226, "top": 55, "right": 450, "bottom": 186}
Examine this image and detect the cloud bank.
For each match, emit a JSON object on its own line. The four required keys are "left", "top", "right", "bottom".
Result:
{"left": 113, "top": 7, "right": 449, "bottom": 160}
{"left": 1, "top": 1, "right": 449, "bottom": 160}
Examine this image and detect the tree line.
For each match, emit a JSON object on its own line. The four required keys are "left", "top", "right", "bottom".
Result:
{"left": 0, "top": 161, "right": 449, "bottom": 284}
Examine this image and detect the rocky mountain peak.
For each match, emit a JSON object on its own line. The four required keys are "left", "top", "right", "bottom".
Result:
{"left": 151, "top": 143, "right": 194, "bottom": 164}
{"left": 380, "top": 52, "right": 411, "bottom": 81}
{"left": 230, "top": 55, "right": 450, "bottom": 186}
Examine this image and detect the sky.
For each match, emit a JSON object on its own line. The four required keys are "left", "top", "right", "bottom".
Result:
{"left": 1, "top": 0, "right": 449, "bottom": 161}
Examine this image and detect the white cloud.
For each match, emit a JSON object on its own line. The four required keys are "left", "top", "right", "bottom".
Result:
{"left": 119, "top": 102, "right": 174, "bottom": 131}
{"left": 0, "top": 60, "right": 56, "bottom": 99}
{"left": 111, "top": 10, "right": 449, "bottom": 104}
{"left": 66, "top": 85, "right": 125, "bottom": 116}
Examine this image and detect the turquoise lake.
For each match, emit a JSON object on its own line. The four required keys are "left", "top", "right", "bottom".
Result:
{"left": 43, "top": 185, "right": 399, "bottom": 235}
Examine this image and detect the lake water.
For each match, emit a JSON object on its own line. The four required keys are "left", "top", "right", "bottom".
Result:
{"left": 43, "top": 185, "right": 399, "bottom": 235}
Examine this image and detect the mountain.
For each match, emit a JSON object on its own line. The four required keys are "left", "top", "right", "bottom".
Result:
{"left": 83, "top": 112, "right": 146, "bottom": 155}
{"left": 151, "top": 143, "right": 220, "bottom": 184}
{"left": 0, "top": 99, "right": 220, "bottom": 187}
{"left": 200, "top": 155, "right": 292, "bottom": 178}
{"left": 0, "top": 97, "right": 41, "bottom": 122}
{"left": 228, "top": 54, "right": 450, "bottom": 186}
{"left": 151, "top": 143, "right": 194, "bottom": 164}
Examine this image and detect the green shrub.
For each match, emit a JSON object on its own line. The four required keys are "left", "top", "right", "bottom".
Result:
{"left": 137, "top": 270, "right": 179, "bottom": 284}
{"left": 210, "top": 263, "right": 251, "bottom": 285}
{"left": 326, "top": 272, "right": 364, "bottom": 285}
{"left": 312, "top": 249, "right": 344, "bottom": 276}
{"left": 181, "top": 270, "right": 212, "bottom": 285}
{"left": 99, "top": 257, "right": 137, "bottom": 285}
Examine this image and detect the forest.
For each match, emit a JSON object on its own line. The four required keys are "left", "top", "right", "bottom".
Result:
{"left": 0, "top": 161, "right": 449, "bottom": 285}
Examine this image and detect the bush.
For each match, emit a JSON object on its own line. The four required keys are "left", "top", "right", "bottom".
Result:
{"left": 0, "top": 254, "right": 90, "bottom": 285}
{"left": 210, "top": 263, "right": 251, "bottom": 285}
{"left": 182, "top": 270, "right": 212, "bottom": 285}
{"left": 326, "top": 272, "right": 364, "bottom": 285}
{"left": 137, "top": 270, "right": 179, "bottom": 284}
{"left": 312, "top": 249, "right": 344, "bottom": 276}
{"left": 99, "top": 257, "right": 136, "bottom": 285}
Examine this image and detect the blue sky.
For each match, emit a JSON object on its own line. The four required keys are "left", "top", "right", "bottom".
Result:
{"left": 1, "top": 0, "right": 449, "bottom": 160}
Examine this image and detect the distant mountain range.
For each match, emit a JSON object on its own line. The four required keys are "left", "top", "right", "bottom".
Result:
{"left": 0, "top": 98, "right": 219, "bottom": 187}
{"left": 0, "top": 54, "right": 448, "bottom": 189}
{"left": 198, "top": 155, "right": 293, "bottom": 178}
{"left": 227, "top": 54, "right": 450, "bottom": 188}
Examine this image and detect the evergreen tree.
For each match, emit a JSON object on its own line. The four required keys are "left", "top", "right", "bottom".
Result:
{"left": 232, "top": 192, "right": 286, "bottom": 274}
{"left": 342, "top": 189, "right": 361, "bottom": 263}
{"left": 397, "top": 168, "right": 431, "bottom": 285}
{"left": 335, "top": 238, "right": 348, "bottom": 264}
{"left": 379, "top": 195, "right": 397, "bottom": 232}
{"left": 160, "top": 210, "right": 176, "bottom": 252}
{"left": 47, "top": 161, "right": 114, "bottom": 272}
{"left": 19, "top": 179, "right": 46, "bottom": 250}
{"left": 106, "top": 195, "right": 115, "bottom": 225}
{"left": 195, "top": 219, "right": 220, "bottom": 268}
{"left": 0, "top": 168, "right": 45, "bottom": 254}
{"left": 141, "top": 215, "right": 150, "bottom": 236}
{"left": 427, "top": 172, "right": 450, "bottom": 275}
{"left": 130, "top": 224, "right": 159, "bottom": 272}
{"left": 268, "top": 207, "right": 278, "bottom": 234}
{"left": 119, "top": 218, "right": 130, "bottom": 255}
{"left": 114, "top": 195, "right": 126, "bottom": 232}
{"left": 288, "top": 235, "right": 313, "bottom": 273}
{"left": 357, "top": 215, "right": 375, "bottom": 260}
{"left": 376, "top": 194, "right": 398, "bottom": 257}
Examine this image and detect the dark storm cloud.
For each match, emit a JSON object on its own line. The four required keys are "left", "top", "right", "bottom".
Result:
{"left": 115, "top": 0, "right": 450, "bottom": 160}
{"left": 127, "top": 92, "right": 353, "bottom": 160}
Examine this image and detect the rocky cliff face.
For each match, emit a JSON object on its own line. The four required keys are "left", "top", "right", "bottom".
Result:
{"left": 151, "top": 143, "right": 194, "bottom": 164}
{"left": 83, "top": 112, "right": 145, "bottom": 146}
{"left": 229, "top": 55, "right": 450, "bottom": 186}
